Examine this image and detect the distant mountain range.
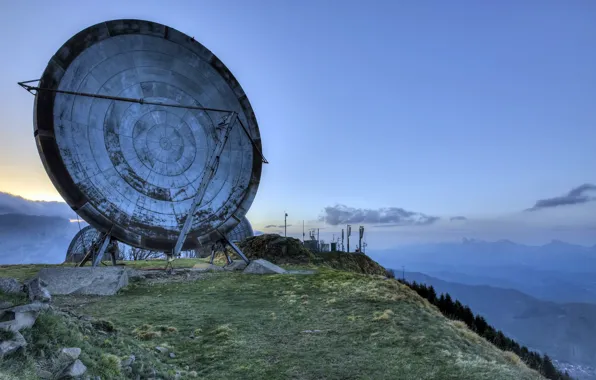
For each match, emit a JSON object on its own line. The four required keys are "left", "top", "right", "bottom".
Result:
{"left": 370, "top": 238, "right": 596, "bottom": 304}
{"left": 374, "top": 238, "right": 596, "bottom": 272}
{"left": 403, "top": 271, "right": 596, "bottom": 379}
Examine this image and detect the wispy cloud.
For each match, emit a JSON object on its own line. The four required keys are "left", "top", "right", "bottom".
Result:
{"left": 319, "top": 204, "right": 439, "bottom": 226}
{"left": 265, "top": 224, "right": 292, "bottom": 229}
{"left": 0, "top": 192, "right": 72, "bottom": 219}
{"left": 450, "top": 216, "right": 467, "bottom": 221}
{"left": 526, "top": 184, "right": 596, "bottom": 212}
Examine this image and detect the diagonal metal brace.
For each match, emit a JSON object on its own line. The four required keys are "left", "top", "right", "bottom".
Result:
{"left": 219, "top": 231, "right": 250, "bottom": 264}
{"left": 92, "top": 234, "right": 112, "bottom": 267}
{"left": 18, "top": 79, "right": 268, "bottom": 164}
{"left": 172, "top": 112, "right": 237, "bottom": 257}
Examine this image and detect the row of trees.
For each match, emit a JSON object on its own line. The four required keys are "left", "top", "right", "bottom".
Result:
{"left": 386, "top": 269, "right": 573, "bottom": 380}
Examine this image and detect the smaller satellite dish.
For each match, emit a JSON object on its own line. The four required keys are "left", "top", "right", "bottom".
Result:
{"left": 227, "top": 217, "right": 254, "bottom": 243}
{"left": 66, "top": 225, "right": 123, "bottom": 264}
{"left": 65, "top": 226, "right": 101, "bottom": 263}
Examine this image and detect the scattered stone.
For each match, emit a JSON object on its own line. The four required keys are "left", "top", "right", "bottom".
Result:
{"left": 121, "top": 354, "right": 136, "bottom": 367}
{"left": 243, "top": 259, "right": 287, "bottom": 275}
{"left": 0, "top": 330, "right": 26, "bottom": 358}
{"left": 0, "top": 302, "right": 50, "bottom": 332}
{"left": 0, "top": 278, "right": 23, "bottom": 294}
{"left": 223, "top": 260, "right": 248, "bottom": 271}
{"left": 38, "top": 267, "right": 129, "bottom": 296}
{"left": 188, "top": 370, "right": 198, "bottom": 377}
{"left": 26, "top": 278, "right": 51, "bottom": 303}
{"left": 37, "top": 369, "right": 53, "bottom": 379}
{"left": 59, "top": 347, "right": 81, "bottom": 361}
{"left": 169, "top": 352, "right": 176, "bottom": 358}
{"left": 60, "top": 359, "right": 87, "bottom": 378}
{"left": 155, "top": 346, "right": 168, "bottom": 354}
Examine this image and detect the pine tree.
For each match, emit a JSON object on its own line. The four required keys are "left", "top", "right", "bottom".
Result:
{"left": 542, "top": 354, "right": 558, "bottom": 379}
{"left": 428, "top": 285, "right": 437, "bottom": 304}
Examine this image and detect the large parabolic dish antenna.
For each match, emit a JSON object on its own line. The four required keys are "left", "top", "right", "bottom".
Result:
{"left": 31, "top": 19, "right": 264, "bottom": 251}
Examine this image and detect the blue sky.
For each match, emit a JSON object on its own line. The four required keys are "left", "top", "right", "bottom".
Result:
{"left": 0, "top": 0, "right": 595, "bottom": 247}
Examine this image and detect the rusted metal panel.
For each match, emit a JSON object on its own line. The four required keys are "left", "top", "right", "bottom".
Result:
{"left": 33, "top": 19, "right": 263, "bottom": 251}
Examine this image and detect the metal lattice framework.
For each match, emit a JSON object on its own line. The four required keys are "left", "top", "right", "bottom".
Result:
{"left": 25, "top": 19, "right": 265, "bottom": 254}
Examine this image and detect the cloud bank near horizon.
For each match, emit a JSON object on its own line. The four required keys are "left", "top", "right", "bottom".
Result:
{"left": 0, "top": 191, "right": 73, "bottom": 219}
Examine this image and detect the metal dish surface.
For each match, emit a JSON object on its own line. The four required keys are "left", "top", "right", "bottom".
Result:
{"left": 226, "top": 216, "right": 254, "bottom": 243}
{"left": 34, "top": 19, "right": 263, "bottom": 251}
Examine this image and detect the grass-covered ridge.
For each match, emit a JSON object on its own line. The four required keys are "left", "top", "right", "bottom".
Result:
{"left": 1, "top": 265, "right": 544, "bottom": 379}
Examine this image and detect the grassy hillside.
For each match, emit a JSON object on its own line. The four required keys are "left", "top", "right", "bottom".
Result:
{"left": 0, "top": 263, "right": 543, "bottom": 380}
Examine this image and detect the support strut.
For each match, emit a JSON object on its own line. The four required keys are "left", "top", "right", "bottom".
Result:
{"left": 171, "top": 112, "right": 237, "bottom": 262}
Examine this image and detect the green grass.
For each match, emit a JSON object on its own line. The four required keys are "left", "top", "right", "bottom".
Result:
{"left": 0, "top": 258, "right": 208, "bottom": 281}
{"left": 0, "top": 267, "right": 545, "bottom": 380}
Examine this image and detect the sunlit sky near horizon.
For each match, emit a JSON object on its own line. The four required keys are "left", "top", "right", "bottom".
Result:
{"left": 1, "top": 0, "right": 595, "bottom": 248}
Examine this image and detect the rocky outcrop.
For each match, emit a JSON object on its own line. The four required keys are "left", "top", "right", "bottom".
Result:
{"left": 0, "top": 278, "right": 51, "bottom": 358}
{"left": 38, "top": 267, "right": 129, "bottom": 296}
{"left": 26, "top": 277, "right": 51, "bottom": 303}
{"left": 0, "top": 278, "right": 24, "bottom": 294}
{"left": 233, "top": 234, "right": 316, "bottom": 264}
{"left": 0, "top": 302, "right": 50, "bottom": 332}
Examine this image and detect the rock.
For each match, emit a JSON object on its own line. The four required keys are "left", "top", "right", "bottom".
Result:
{"left": 0, "top": 278, "right": 23, "bottom": 294}
{"left": 0, "top": 301, "right": 13, "bottom": 310}
{"left": 188, "top": 371, "right": 198, "bottom": 378}
{"left": 243, "top": 259, "right": 287, "bottom": 275}
{"left": 121, "top": 354, "right": 135, "bottom": 367}
{"left": 155, "top": 346, "right": 168, "bottom": 353}
{"left": 223, "top": 260, "right": 248, "bottom": 271}
{"left": 169, "top": 352, "right": 176, "bottom": 358}
{"left": 60, "top": 359, "right": 87, "bottom": 378}
{"left": 0, "top": 330, "right": 26, "bottom": 358}
{"left": 302, "top": 329, "right": 322, "bottom": 334}
{"left": 59, "top": 347, "right": 81, "bottom": 361}
{"left": 38, "top": 267, "right": 128, "bottom": 296}
{"left": 38, "top": 369, "right": 53, "bottom": 379}
{"left": 10, "top": 302, "right": 50, "bottom": 313}
{"left": 0, "top": 302, "right": 49, "bottom": 332}
{"left": 27, "top": 278, "right": 51, "bottom": 303}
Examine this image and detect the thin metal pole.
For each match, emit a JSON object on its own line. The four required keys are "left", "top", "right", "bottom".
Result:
{"left": 317, "top": 228, "right": 320, "bottom": 251}
{"left": 302, "top": 220, "right": 305, "bottom": 243}
{"left": 284, "top": 212, "right": 288, "bottom": 237}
